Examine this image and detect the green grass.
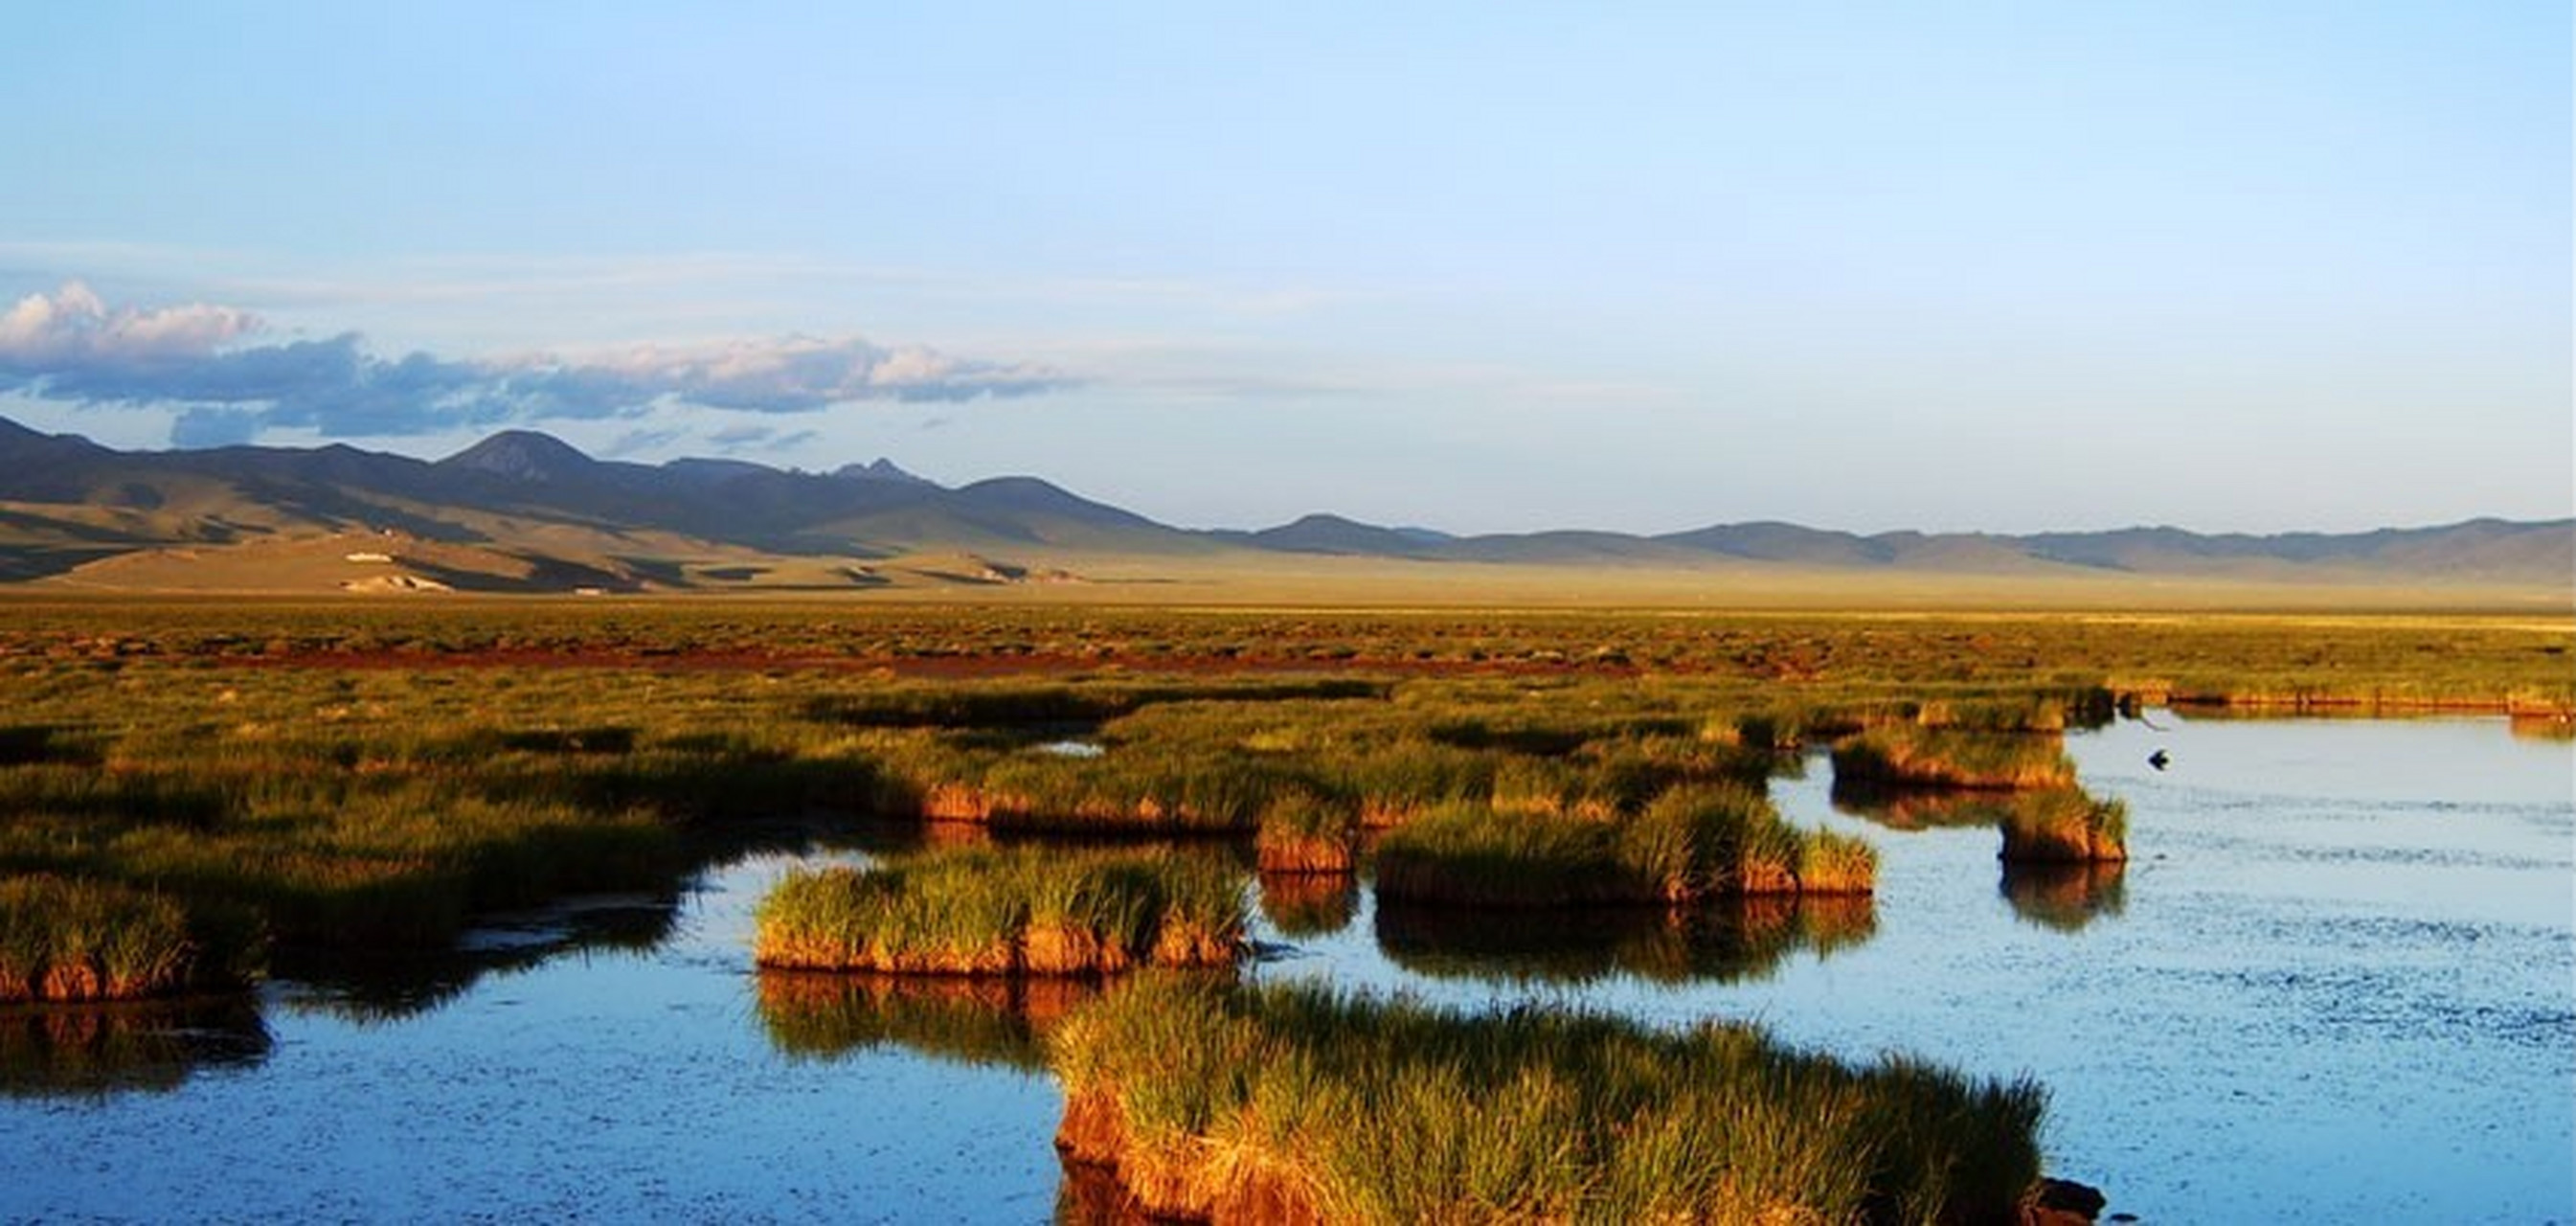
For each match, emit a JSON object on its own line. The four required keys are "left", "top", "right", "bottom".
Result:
{"left": 1373, "top": 783, "right": 1876, "bottom": 907}
{"left": 2, "top": 599, "right": 2560, "bottom": 1001}
{"left": 1050, "top": 974, "right": 2049, "bottom": 1224}
{"left": 0, "top": 874, "right": 211, "bottom": 1002}
{"left": 4, "top": 601, "right": 2562, "bottom": 709}
{"left": 0, "top": 664, "right": 892, "bottom": 997}
{"left": 1254, "top": 789, "right": 1357, "bottom": 874}
{"left": 754, "top": 846, "right": 1246, "bottom": 975}
{"left": 802, "top": 677, "right": 1388, "bottom": 729}
{"left": 1831, "top": 724, "right": 2078, "bottom": 790}
{"left": 1996, "top": 788, "right": 2131, "bottom": 863}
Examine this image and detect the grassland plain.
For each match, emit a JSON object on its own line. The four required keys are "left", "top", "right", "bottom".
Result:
{"left": 1, "top": 597, "right": 2568, "bottom": 714}
{"left": 0, "top": 598, "right": 2566, "bottom": 1003}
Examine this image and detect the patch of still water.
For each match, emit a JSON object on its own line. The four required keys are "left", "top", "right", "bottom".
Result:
{"left": 1257, "top": 715, "right": 2575, "bottom": 1223}
{"left": 1, "top": 716, "right": 2568, "bottom": 1222}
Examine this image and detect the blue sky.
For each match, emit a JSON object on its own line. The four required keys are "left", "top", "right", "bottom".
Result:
{"left": 2, "top": 3, "right": 2566, "bottom": 534}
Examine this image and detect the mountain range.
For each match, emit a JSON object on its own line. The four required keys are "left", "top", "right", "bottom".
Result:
{"left": 0, "top": 415, "right": 2566, "bottom": 599}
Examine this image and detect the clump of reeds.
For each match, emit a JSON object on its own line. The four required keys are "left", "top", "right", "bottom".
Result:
{"left": 1912, "top": 691, "right": 2115, "bottom": 734}
{"left": 1913, "top": 697, "right": 2068, "bottom": 733}
{"left": 1830, "top": 724, "right": 2077, "bottom": 790}
{"left": 1372, "top": 801, "right": 1627, "bottom": 907}
{"left": 1372, "top": 783, "right": 1874, "bottom": 907}
{"left": 1328, "top": 738, "right": 1497, "bottom": 829}
{"left": 0, "top": 874, "right": 211, "bottom": 1002}
{"left": 896, "top": 748, "right": 1297, "bottom": 833}
{"left": 1049, "top": 975, "right": 2052, "bottom": 1224}
{"left": 1996, "top": 788, "right": 2130, "bottom": 863}
{"left": 1796, "top": 829, "right": 1882, "bottom": 895}
{"left": 753, "top": 846, "right": 1244, "bottom": 976}
{"left": 1254, "top": 790, "right": 1357, "bottom": 874}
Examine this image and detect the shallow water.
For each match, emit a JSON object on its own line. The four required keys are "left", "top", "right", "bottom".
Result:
{"left": 1271, "top": 715, "right": 2576, "bottom": 1222}
{"left": 2, "top": 716, "right": 2568, "bottom": 1222}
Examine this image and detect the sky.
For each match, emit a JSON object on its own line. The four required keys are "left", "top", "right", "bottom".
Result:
{"left": 1, "top": 3, "right": 2566, "bottom": 535}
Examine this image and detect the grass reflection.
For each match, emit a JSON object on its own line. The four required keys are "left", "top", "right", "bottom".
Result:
{"left": 1372, "top": 894, "right": 1874, "bottom": 987}
{"left": 0, "top": 995, "right": 270, "bottom": 1099}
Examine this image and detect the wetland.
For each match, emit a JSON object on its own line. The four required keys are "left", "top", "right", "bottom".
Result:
{"left": 1, "top": 602, "right": 2568, "bottom": 1221}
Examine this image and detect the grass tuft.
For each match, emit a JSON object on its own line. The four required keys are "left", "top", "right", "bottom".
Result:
{"left": 1996, "top": 788, "right": 2130, "bottom": 863}
{"left": 754, "top": 846, "right": 1245, "bottom": 976}
{"left": 1050, "top": 975, "right": 2051, "bottom": 1224}
{"left": 0, "top": 874, "right": 215, "bottom": 1002}
{"left": 1831, "top": 724, "right": 2077, "bottom": 790}
{"left": 1374, "top": 783, "right": 1874, "bottom": 907}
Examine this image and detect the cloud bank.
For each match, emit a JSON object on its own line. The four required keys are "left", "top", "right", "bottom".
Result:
{"left": 0, "top": 282, "right": 1073, "bottom": 445}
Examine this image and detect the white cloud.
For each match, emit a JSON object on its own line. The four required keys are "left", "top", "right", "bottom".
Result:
{"left": 0, "top": 282, "right": 1077, "bottom": 441}
{"left": 0, "top": 281, "right": 260, "bottom": 367}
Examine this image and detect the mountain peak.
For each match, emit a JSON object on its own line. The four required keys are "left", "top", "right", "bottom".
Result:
{"left": 834, "top": 457, "right": 937, "bottom": 488}
{"left": 436, "top": 430, "right": 597, "bottom": 482}
{"left": 1251, "top": 512, "right": 1439, "bottom": 556}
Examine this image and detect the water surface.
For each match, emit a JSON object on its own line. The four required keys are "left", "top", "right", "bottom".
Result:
{"left": 2, "top": 716, "right": 2567, "bottom": 1222}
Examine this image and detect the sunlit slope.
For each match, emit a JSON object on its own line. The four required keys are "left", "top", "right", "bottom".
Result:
{"left": 2, "top": 415, "right": 2566, "bottom": 605}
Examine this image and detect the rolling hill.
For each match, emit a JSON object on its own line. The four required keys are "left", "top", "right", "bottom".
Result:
{"left": 0, "top": 416, "right": 2566, "bottom": 602}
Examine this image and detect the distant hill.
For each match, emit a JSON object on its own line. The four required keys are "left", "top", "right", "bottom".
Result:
{"left": 0, "top": 416, "right": 2566, "bottom": 597}
{"left": 1227, "top": 513, "right": 1446, "bottom": 557}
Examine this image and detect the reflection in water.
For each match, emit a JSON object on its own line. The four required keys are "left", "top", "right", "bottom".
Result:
{"left": 1, "top": 720, "right": 2562, "bottom": 1224}
{"left": 279, "top": 892, "right": 681, "bottom": 1024}
{"left": 2508, "top": 713, "right": 2574, "bottom": 742}
{"left": 0, "top": 996, "right": 270, "bottom": 1098}
{"left": 755, "top": 970, "right": 1101, "bottom": 1072}
{"left": 1257, "top": 871, "right": 1359, "bottom": 938}
{"left": 1372, "top": 894, "right": 1875, "bottom": 987}
{"left": 2000, "top": 860, "right": 2128, "bottom": 932}
{"left": 1827, "top": 782, "right": 2022, "bottom": 829}
{"left": 1057, "top": 1155, "right": 1160, "bottom": 1224}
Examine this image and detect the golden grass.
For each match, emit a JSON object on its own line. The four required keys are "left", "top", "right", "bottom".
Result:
{"left": 1049, "top": 975, "right": 2053, "bottom": 1224}
{"left": 1830, "top": 725, "right": 2079, "bottom": 791}
{"left": 753, "top": 846, "right": 1245, "bottom": 976}
{"left": 1996, "top": 789, "right": 2131, "bottom": 864}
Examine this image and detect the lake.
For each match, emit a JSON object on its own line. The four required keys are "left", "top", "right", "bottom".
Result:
{"left": 3, "top": 715, "right": 2568, "bottom": 1222}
